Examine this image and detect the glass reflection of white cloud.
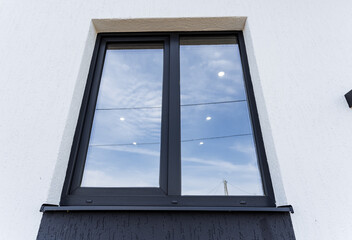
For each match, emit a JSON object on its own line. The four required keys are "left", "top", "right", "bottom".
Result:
{"left": 88, "top": 48, "right": 163, "bottom": 146}
{"left": 180, "top": 44, "right": 246, "bottom": 105}
{"left": 96, "top": 49, "right": 163, "bottom": 109}
{"left": 181, "top": 135, "right": 263, "bottom": 195}
{"left": 181, "top": 103, "right": 252, "bottom": 140}
{"left": 82, "top": 47, "right": 164, "bottom": 188}
{"left": 90, "top": 108, "right": 161, "bottom": 145}
{"left": 180, "top": 41, "right": 263, "bottom": 196}
{"left": 82, "top": 144, "right": 161, "bottom": 187}
{"left": 83, "top": 169, "right": 158, "bottom": 187}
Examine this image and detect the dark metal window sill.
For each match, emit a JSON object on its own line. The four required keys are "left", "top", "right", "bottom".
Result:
{"left": 40, "top": 204, "right": 294, "bottom": 213}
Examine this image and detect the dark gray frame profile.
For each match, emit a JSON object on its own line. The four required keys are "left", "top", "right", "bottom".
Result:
{"left": 60, "top": 32, "right": 276, "bottom": 208}
{"left": 345, "top": 89, "right": 352, "bottom": 108}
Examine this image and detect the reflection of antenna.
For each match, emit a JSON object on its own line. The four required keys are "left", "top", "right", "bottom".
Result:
{"left": 223, "top": 179, "right": 229, "bottom": 196}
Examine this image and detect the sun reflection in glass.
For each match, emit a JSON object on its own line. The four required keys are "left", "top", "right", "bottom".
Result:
{"left": 218, "top": 71, "right": 225, "bottom": 77}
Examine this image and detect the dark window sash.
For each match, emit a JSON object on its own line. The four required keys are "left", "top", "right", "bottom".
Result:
{"left": 60, "top": 32, "right": 276, "bottom": 208}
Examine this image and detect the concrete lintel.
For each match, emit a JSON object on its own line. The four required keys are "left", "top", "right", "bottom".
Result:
{"left": 92, "top": 17, "right": 247, "bottom": 33}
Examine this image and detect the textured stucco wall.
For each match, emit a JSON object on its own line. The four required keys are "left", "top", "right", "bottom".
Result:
{"left": 0, "top": 0, "right": 352, "bottom": 239}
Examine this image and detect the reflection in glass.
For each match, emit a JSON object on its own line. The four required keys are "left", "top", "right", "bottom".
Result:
{"left": 81, "top": 43, "right": 163, "bottom": 187}
{"left": 180, "top": 36, "right": 264, "bottom": 195}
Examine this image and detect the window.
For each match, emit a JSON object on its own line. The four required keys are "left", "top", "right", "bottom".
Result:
{"left": 61, "top": 32, "right": 275, "bottom": 208}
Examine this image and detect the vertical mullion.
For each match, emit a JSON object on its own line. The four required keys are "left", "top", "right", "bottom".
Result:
{"left": 159, "top": 38, "right": 170, "bottom": 193}
{"left": 168, "top": 33, "right": 181, "bottom": 195}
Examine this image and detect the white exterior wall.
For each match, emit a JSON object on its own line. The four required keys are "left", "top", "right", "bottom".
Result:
{"left": 0, "top": 0, "right": 352, "bottom": 239}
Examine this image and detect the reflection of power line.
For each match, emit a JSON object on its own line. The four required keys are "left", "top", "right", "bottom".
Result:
{"left": 181, "top": 100, "right": 246, "bottom": 107}
{"left": 205, "top": 180, "right": 255, "bottom": 195}
{"left": 96, "top": 106, "right": 161, "bottom": 111}
{"left": 89, "top": 133, "right": 252, "bottom": 147}
{"left": 227, "top": 181, "right": 255, "bottom": 195}
{"left": 181, "top": 133, "right": 251, "bottom": 143}
{"left": 95, "top": 100, "right": 247, "bottom": 111}
{"left": 90, "top": 142, "right": 160, "bottom": 147}
{"left": 207, "top": 181, "right": 223, "bottom": 195}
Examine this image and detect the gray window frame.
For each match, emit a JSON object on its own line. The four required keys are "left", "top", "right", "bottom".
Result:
{"left": 60, "top": 32, "right": 276, "bottom": 208}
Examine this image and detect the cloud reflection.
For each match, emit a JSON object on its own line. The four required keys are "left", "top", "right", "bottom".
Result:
{"left": 180, "top": 39, "right": 263, "bottom": 196}
{"left": 82, "top": 38, "right": 264, "bottom": 196}
{"left": 82, "top": 46, "right": 163, "bottom": 187}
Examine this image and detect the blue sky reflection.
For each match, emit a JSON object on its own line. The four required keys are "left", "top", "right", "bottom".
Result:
{"left": 180, "top": 37, "right": 264, "bottom": 195}
{"left": 81, "top": 44, "right": 163, "bottom": 187}
{"left": 81, "top": 38, "right": 264, "bottom": 195}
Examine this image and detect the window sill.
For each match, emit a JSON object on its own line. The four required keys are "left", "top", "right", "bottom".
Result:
{"left": 40, "top": 204, "right": 293, "bottom": 213}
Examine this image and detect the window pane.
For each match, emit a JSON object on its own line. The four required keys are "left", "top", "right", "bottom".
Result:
{"left": 81, "top": 43, "right": 163, "bottom": 187}
{"left": 180, "top": 36, "right": 264, "bottom": 196}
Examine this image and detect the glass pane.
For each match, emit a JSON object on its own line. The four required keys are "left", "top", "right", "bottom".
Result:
{"left": 180, "top": 36, "right": 264, "bottom": 196}
{"left": 81, "top": 42, "right": 163, "bottom": 187}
